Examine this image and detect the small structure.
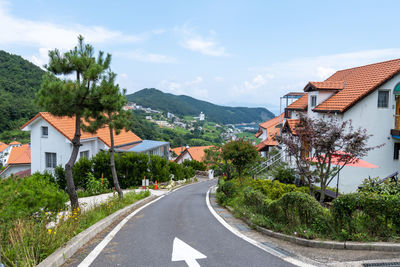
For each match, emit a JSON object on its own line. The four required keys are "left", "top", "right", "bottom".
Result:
{"left": 0, "top": 143, "right": 31, "bottom": 178}
{"left": 175, "top": 146, "right": 212, "bottom": 164}
{"left": 199, "top": 112, "right": 205, "bottom": 121}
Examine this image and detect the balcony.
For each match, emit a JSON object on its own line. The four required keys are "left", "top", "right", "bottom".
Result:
{"left": 391, "top": 115, "right": 400, "bottom": 138}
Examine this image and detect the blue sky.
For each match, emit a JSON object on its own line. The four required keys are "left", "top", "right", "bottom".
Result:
{"left": 2, "top": 0, "right": 400, "bottom": 114}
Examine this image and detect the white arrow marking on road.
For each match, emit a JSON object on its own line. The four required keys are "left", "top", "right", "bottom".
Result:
{"left": 171, "top": 237, "right": 207, "bottom": 267}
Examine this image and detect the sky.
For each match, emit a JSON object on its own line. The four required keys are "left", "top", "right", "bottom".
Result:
{"left": 2, "top": 0, "right": 400, "bottom": 114}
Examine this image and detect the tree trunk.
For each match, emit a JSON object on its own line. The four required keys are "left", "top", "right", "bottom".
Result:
{"left": 109, "top": 125, "right": 123, "bottom": 199}
{"left": 65, "top": 115, "right": 81, "bottom": 210}
{"left": 319, "top": 182, "right": 326, "bottom": 204}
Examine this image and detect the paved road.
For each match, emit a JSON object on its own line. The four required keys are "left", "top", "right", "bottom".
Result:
{"left": 78, "top": 180, "right": 294, "bottom": 267}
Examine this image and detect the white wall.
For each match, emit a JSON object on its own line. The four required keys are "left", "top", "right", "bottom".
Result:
{"left": 308, "top": 73, "right": 400, "bottom": 192}
{"left": 176, "top": 151, "right": 192, "bottom": 164}
{"left": 29, "top": 118, "right": 107, "bottom": 173}
{"left": 0, "top": 164, "right": 30, "bottom": 178}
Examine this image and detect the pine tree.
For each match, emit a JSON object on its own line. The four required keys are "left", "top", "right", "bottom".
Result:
{"left": 83, "top": 72, "right": 132, "bottom": 199}
{"left": 37, "top": 36, "right": 111, "bottom": 209}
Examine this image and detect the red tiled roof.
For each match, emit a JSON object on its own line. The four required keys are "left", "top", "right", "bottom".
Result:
{"left": 7, "top": 144, "right": 30, "bottom": 164}
{"left": 255, "top": 139, "right": 278, "bottom": 151}
{"left": 21, "top": 112, "right": 142, "bottom": 147}
{"left": 0, "top": 143, "right": 8, "bottom": 153}
{"left": 286, "top": 93, "right": 308, "bottom": 111}
{"left": 171, "top": 146, "right": 186, "bottom": 157}
{"left": 306, "top": 81, "right": 345, "bottom": 91}
{"left": 259, "top": 113, "right": 284, "bottom": 129}
{"left": 175, "top": 146, "right": 213, "bottom": 163}
{"left": 9, "top": 141, "right": 21, "bottom": 145}
{"left": 313, "top": 58, "right": 400, "bottom": 113}
{"left": 283, "top": 119, "right": 301, "bottom": 135}
{"left": 15, "top": 168, "right": 31, "bottom": 178}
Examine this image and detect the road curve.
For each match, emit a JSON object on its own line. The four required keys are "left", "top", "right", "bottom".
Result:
{"left": 77, "top": 180, "right": 294, "bottom": 267}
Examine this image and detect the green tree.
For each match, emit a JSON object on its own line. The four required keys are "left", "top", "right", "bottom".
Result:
{"left": 37, "top": 36, "right": 111, "bottom": 209}
{"left": 83, "top": 72, "right": 132, "bottom": 199}
{"left": 222, "top": 139, "right": 259, "bottom": 180}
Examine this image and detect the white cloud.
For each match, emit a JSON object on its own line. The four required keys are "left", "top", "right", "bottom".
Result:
{"left": 187, "top": 76, "right": 203, "bottom": 85}
{"left": 0, "top": 1, "right": 162, "bottom": 66}
{"left": 158, "top": 76, "right": 208, "bottom": 99}
{"left": 175, "top": 25, "right": 229, "bottom": 57}
{"left": 114, "top": 50, "right": 177, "bottom": 64}
{"left": 214, "top": 76, "right": 224, "bottom": 82}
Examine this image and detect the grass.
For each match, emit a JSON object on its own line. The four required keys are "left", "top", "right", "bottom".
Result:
{"left": 1, "top": 191, "right": 150, "bottom": 266}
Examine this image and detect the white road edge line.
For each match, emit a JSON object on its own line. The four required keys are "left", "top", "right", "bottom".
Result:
{"left": 78, "top": 195, "right": 165, "bottom": 267}
{"left": 206, "top": 186, "right": 315, "bottom": 267}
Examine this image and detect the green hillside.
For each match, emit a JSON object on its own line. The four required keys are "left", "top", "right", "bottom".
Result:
{"left": 0, "top": 50, "right": 45, "bottom": 142}
{"left": 126, "top": 88, "right": 274, "bottom": 124}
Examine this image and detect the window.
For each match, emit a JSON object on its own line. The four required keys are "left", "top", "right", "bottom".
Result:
{"left": 45, "top": 152, "right": 57, "bottom": 168}
{"left": 378, "top": 90, "right": 389, "bottom": 108}
{"left": 41, "top": 126, "right": 48, "bottom": 137}
{"left": 394, "top": 143, "right": 400, "bottom": 160}
{"left": 80, "top": 150, "right": 89, "bottom": 158}
{"left": 311, "top": 95, "right": 317, "bottom": 108}
{"left": 284, "top": 108, "right": 292, "bottom": 118}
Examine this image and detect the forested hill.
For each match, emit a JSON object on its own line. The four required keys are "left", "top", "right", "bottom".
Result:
{"left": 0, "top": 50, "right": 44, "bottom": 135}
{"left": 126, "top": 88, "right": 274, "bottom": 124}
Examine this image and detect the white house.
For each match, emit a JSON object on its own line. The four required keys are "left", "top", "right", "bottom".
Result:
{"left": 254, "top": 113, "right": 284, "bottom": 157}
{"left": 0, "top": 143, "right": 31, "bottom": 178}
{"left": 21, "top": 112, "right": 169, "bottom": 173}
{"left": 281, "top": 58, "right": 400, "bottom": 192}
{"left": 175, "top": 146, "right": 212, "bottom": 164}
{"left": 199, "top": 112, "right": 205, "bottom": 121}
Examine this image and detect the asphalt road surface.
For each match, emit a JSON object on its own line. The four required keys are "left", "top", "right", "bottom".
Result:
{"left": 78, "top": 180, "right": 294, "bottom": 267}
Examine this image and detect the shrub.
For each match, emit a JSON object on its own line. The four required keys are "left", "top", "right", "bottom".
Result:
{"left": 149, "top": 155, "right": 170, "bottom": 182}
{"left": 358, "top": 176, "right": 400, "bottom": 195}
{"left": 85, "top": 172, "right": 110, "bottom": 195}
{"left": 183, "top": 160, "right": 207, "bottom": 171}
{"left": 117, "top": 152, "right": 149, "bottom": 187}
{"left": 169, "top": 161, "right": 185, "bottom": 181}
{"left": 72, "top": 157, "right": 93, "bottom": 190}
{"left": 219, "top": 180, "right": 237, "bottom": 198}
{"left": 184, "top": 166, "right": 195, "bottom": 179}
{"left": 268, "top": 162, "right": 296, "bottom": 184}
{"left": 250, "top": 179, "right": 308, "bottom": 200}
{"left": 54, "top": 165, "right": 66, "bottom": 190}
{"left": 0, "top": 173, "right": 68, "bottom": 225}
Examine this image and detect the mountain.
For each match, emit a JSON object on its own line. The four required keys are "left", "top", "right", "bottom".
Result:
{"left": 0, "top": 50, "right": 44, "bottom": 135}
{"left": 126, "top": 88, "right": 275, "bottom": 124}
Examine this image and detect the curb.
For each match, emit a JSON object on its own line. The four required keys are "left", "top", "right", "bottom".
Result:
{"left": 37, "top": 194, "right": 157, "bottom": 267}
{"left": 222, "top": 202, "right": 400, "bottom": 252}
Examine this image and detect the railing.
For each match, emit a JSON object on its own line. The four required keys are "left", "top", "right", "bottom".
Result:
{"left": 252, "top": 148, "right": 286, "bottom": 175}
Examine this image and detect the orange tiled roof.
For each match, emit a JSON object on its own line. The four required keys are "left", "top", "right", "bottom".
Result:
{"left": 286, "top": 93, "right": 309, "bottom": 111}
{"left": 0, "top": 143, "right": 8, "bottom": 153}
{"left": 21, "top": 112, "right": 142, "bottom": 147}
{"left": 255, "top": 139, "right": 279, "bottom": 151}
{"left": 171, "top": 146, "right": 186, "bottom": 157}
{"left": 254, "top": 128, "right": 262, "bottom": 138}
{"left": 9, "top": 141, "right": 21, "bottom": 145}
{"left": 259, "top": 113, "right": 284, "bottom": 129}
{"left": 283, "top": 119, "right": 301, "bottom": 135}
{"left": 313, "top": 58, "right": 400, "bottom": 113}
{"left": 306, "top": 81, "right": 345, "bottom": 91}
{"left": 7, "top": 144, "right": 30, "bottom": 164}
{"left": 187, "top": 146, "right": 213, "bottom": 162}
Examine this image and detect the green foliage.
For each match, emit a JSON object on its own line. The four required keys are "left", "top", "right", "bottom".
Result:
{"left": 127, "top": 88, "right": 274, "bottom": 124}
{"left": 0, "top": 50, "right": 44, "bottom": 139}
{"left": 149, "top": 155, "right": 170, "bottom": 182}
{"left": 0, "top": 173, "right": 68, "bottom": 226}
{"left": 268, "top": 162, "right": 296, "bottom": 184}
{"left": 182, "top": 160, "right": 207, "bottom": 171}
{"left": 184, "top": 166, "right": 195, "bottom": 179}
{"left": 54, "top": 165, "right": 67, "bottom": 190}
{"left": 249, "top": 179, "right": 309, "bottom": 200}
{"left": 85, "top": 172, "right": 110, "bottom": 195}
{"left": 72, "top": 157, "right": 93, "bottom": 190}
{"left": 169, "top": 161, "right": 185, "bottom": 181}
{"left": 358, "top": 176, "right": 400, "bottom": 195}
{"left": 222, "top": 139, "right": 259, "bottom": 178}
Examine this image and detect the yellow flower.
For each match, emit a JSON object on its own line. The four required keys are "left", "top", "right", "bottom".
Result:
{"left": 53, "top": 231, "right": 56, "bottom": 235}
{"left": 48, "top": 229, "right": 52, "bottom": 234}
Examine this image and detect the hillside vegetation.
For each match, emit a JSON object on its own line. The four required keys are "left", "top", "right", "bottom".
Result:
{"left": 127, "top": 88, "right": 274, "bottom": 124}
{"left": 0, "top": 50, "right": 45, "bottom": 142}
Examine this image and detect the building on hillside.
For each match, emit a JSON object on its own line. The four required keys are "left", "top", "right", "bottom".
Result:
{"left": 254, "top": 113, "right": 284, "bottom": 157}
{"left": 199, "top": 112, "right": 205, "bottom": 121}
{"left": 170, "top": 146, "right": 186, "bottom": 161}
{"left": 21, "top": 112, "right": 169, "bottom": 174}
{"left": 175, "top": 146, "right": 212, "bottom": 164}
{"left": 0, "top": 143, "right": 31, "bottom": 178}
{"left": 281, "top": 58, "right": 400, "bottom": 192}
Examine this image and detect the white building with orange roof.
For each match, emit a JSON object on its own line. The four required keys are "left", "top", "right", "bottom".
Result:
{"left": 0, "top": 143, "right": 31, "bottom": 178}
{"left": 175, "top": 146, "right": 213, "bottom": 164}
{"left": 21, "top": 112, "right": 169, "bottom": 174}
{"left": 281, "top": 58, "right": 400, "bottom": 192}
{"left": 254, "top": 113, "right": 284, "bottom": 157}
